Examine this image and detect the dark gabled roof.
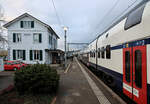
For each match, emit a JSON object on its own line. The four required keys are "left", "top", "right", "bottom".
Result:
{"left": 3, "top": 13, "right": 60, "bottom": 39}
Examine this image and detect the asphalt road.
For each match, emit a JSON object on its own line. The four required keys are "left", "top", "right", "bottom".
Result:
{"left": 0, "top": 71, "right": 14, "bottom": 91}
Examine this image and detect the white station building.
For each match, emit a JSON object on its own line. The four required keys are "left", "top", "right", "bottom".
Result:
{"left": 3, "top": 13, "right": 60, "bottom": 64}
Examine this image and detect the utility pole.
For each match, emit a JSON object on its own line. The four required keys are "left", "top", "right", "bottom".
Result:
{"left": 63, "top": 27, "right": 68, "bottom": 67}
{"left": 64, "top": 30, "right": 66, "bottom": 67}
{"left": 67, "top": 43, "right": 69, "bottom": 52}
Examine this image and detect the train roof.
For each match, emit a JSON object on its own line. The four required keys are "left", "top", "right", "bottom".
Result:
{"left": 89, "top": 0, "right": 149, "bottom": 44}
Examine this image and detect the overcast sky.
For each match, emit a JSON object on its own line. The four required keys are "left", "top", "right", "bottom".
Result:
{"left": 0, "top": 0, "right": 143, "bottom": 50}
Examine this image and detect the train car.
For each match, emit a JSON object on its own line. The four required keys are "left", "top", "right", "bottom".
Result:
{"left": 78, "top": 47, "right": 89, "bottom": 65}
{"left": 80, "top": 1, "right": 150, "bottom": 104}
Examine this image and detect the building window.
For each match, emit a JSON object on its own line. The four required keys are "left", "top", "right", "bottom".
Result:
{"left": 51, "top": 36, "right": 52, "bottom": 45}
{"left": 101, "top": 47, "right": 105, "bottom": 58}
{"left": 33, "top": 33, "right": 42, "bottom": 43}
{"left": 52, "top": 38, "right": 55, "bottom": 48}
{"left": 13, "top": 33, "right": 21, "bottom": 43}
{"left": 106, "top": 45, "right": 111, "bottom": 59}
{"left": 20, "top": 21, "right": 34, "bottom": 28}
{"left": 13, "top": 50, "right": 26, "bottom": 60}
{"left": 49, "top": 35, "right": 52, "bottom": 44}
{"left": 30, "top": 50, "right": 43, "bottom": 61}
{"left": 54, "top": 38, "right": 57, "bottom": 49}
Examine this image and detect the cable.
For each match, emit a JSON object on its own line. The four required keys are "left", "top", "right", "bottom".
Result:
{"left": 90, "top": 0, "right": 120, "bottom": 37}
{"left": 90, "top": 0, "right": 139, "bottom": 43}
{"left": 50, "top": 0, "right": 62, "bottom": 27}
{"left": 100, "top": 0, "right": 138, "bottom": 34}
{"left": 100, "top": 0, "right": 138, "bottom": 35}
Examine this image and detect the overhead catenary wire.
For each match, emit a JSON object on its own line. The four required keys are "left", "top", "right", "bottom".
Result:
{"left": 101, "top": 0, "right": 138, "bottom": 34}
{"left": 50, "top": 0, "right": 62, "bottom": 27}
{"left": 90, "top": 0, "right": 120, "bottom": 37}
{"left": 100, "top": 0, "right": 138, "bottom": 33}
{"left": 90, "top": 0, "right": 140, "bottom": 43}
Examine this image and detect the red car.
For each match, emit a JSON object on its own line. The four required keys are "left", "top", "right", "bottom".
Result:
{"left": 12, "top": 61, "right": 28, "bottom": 67}
{"left": 4, "top": 61, "right": 27, "bottom": 71}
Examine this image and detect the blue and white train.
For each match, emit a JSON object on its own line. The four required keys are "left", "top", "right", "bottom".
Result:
{"left": 79, "top": 1, "right": 150, "bottom": 104}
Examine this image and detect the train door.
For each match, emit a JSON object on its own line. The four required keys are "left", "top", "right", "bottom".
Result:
{"left": 123, "top": 45, "right": 147, "bottom": 104}
{"left": 123, "top": 47, "right": 132, "bottom": 99}
{"left": 132, "top": 46, "right": 147, "bottom": 104}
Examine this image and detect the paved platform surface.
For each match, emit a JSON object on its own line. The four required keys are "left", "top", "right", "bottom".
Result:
{"left": 56, "top": 58, "right": 126, "bottom": 104}
{"left": 0, "top": 71, "right": 14, "bottom": 91}
{"left": 56, "top": 59, "right": 100, "bottom": 104}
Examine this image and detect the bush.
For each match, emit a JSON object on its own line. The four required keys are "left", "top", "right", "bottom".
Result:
{"left": 14, "top": 64, "right": 59, "bottom": 95}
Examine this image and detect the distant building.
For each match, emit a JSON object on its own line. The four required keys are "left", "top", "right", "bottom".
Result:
{"left": 4, "top": 13, "right": 60, "bottom": 64}
{"left": 0, "top": 18, "right": 8, "bottom": 50}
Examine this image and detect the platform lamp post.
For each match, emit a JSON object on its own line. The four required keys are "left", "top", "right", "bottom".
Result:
{"left": 63, "top": 26, "right": 68, "bottom": 67}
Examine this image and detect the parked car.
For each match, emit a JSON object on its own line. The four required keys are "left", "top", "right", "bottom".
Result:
{"left": 12, "top": 61, "right": 28, "bottom": 67}
{"left": 4, "top": 61, "right": 27, "bottom": 71}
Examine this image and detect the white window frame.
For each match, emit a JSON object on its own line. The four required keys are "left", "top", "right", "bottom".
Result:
{"left": 33, "top": 50, "right": 40, "bottom": 60}
{"left": 13, "top": 33, "right": 21, "bottom": 43}
{"left": 23, "top": 21, "right": 32, "bottom": 28}
{"left": 17, "top": 50, "right": 23, "bottom": 59}
{"left": 33, "top": 33, "right": 40, "bottom": 43}
{"left": 30, "top": 50, "right": 42, "bottom": 61}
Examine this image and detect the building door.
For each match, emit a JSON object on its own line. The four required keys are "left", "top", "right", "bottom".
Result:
{"left": 52, "top": 53, "right": 57, "bottom": 64}
{"left": 123, "top": 45, "right": 147, "bottom": 104}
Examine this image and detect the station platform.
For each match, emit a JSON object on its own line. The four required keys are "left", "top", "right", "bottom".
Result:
{"left": 55, "top": 58, "right": 126, "bottom": 104}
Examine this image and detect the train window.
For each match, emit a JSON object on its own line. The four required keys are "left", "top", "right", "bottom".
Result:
{"left": 124, "top": 4, "right": 145, "bottom": 30}
{"left": 89, "top": 52, "right": 91, "bottom": 57}
{"left": 90, "top": 51, "right": 92, "bottom": 57}
{"left": 125, "top": 51, "right": 130, "bottom": 83}
{"left": 87, "top": 53, "right": 89, "bottom": 57}
{"left": 106, "top": 45, "right": 111, "bottom": 59}
{"left": 93, "top": 51, "right": 95, "bottom": 58}
{"left": 135, "top": 50, "right": 142, "bottom": 88}
{"left": 98, "top": 48, "right": 100, "bottom": 58}
{"left": 101, "top": 47, "right": 105, "bottom": 58}
{"left": 106, "top": 33, "right": 109, "bottom": 38}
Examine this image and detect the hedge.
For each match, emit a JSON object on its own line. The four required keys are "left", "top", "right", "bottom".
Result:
{"left": 14, "top": 64, "right": 59, "bottom": 95}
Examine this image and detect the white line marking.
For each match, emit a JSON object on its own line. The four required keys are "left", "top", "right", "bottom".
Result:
{"left": 64, "top": 63, "right": 71, "bottom": 74}
{"left": 86, "top": 65, "right": 127, "bottom": 104}
{"left": 75, "top": 58, "right": 111, "bottom": 104}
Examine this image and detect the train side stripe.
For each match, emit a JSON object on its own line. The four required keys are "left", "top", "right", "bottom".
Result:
{"left": 111, "top": 38, "right": 150, "bottom": 50}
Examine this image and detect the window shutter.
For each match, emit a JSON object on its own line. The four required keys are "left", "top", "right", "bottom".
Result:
{"left": 20, "top": 21, "right": 23, "bottom": 28}
{"left": 13, "top": 50, "right": 16, "bottom": 60}
{"left": 23, "top": 50, "right": 26, "bottom": 60}
{"left": 39, "top": 34, "right": 42, "bottom": 43}
{"left": 13, "top": 33, "right": 16, "bottom": 43}
{"left": 40, "top": 50, "right": 43, "bottom": 61}
{"left": 31, "top": 21, "right": 34, "bottom": 28}
{"left": 30, "top": 50, "right": 33, "bottom": 60}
